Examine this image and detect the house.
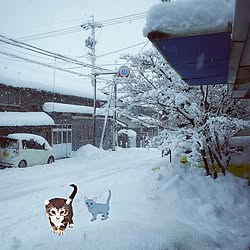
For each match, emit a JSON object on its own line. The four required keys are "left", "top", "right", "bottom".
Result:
{"left": 117, "top": 114, "right": 158, "bottom": 148}
{"left": 0, "top": 64, "right": 114, "bottom": 158}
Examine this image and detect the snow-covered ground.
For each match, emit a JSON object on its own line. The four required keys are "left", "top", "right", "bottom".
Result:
{"left": 0, "top": 145, "right": 249, "bottom": 250}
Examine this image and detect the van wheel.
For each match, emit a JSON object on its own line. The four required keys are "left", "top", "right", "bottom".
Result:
{"left": 18, "top": 160, "right": 27, "bottom": 168}
{"left": 47, "top": 156, "right": 54, "bottom": 164}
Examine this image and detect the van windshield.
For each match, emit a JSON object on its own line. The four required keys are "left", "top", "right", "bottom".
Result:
{"left": 0, "top": 137, "right": 18, "bottom": 149}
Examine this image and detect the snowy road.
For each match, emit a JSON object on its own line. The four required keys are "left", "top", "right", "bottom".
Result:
{"left": 0, "top": 145, "right": 249, "bottom": 250}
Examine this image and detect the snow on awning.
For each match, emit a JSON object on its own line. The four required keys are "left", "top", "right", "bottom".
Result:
{"left": 143, "top": 0, "right": 235, "bottom": 38}
{"left": 144, "top": 0, "right": 235, "bottom": 85}
{"left": 0, "top": 112, "right": 55, "bottom": 127}
{"left": 43, "top": 102, "right": 112, "bottom": 117}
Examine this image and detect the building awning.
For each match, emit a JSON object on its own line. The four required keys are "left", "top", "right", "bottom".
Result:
{"left": 0, "top": 112, "right": 55, "bottom": 127}
{"left": 145, "top": 0, "right": 250, "bottom": 98}
{"left": 148, "top": 29, "right": 231, "bottom": 85}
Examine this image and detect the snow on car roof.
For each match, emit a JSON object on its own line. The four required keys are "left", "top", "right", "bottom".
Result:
{"left": 7, "top": 133, "right": 48, "bottom": 145}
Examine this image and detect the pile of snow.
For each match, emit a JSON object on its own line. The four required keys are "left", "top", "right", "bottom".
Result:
{"left": 143, "top": 0, "right": 235, "bottom": 36}
{"left": 72, "top": 144, "right": 109, "bottom": 160}
{"left": 148, "top": 162, "right": 250, "bottom": 249}
{"left": 0, "top": 147, "right": 249, "bottom": 250}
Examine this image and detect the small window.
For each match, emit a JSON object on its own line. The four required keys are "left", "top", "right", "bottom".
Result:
{"left": 0, "top": 138, "right": 18, "bottom": 149}
{"left": 53, "top": 131, "right": 58, "bottom": 144}
{"left": 63, "top": 131, "right": 67, "bottom": 143}
{"left": 68, "top": 131, "right": 72, "bottom": 143}
{"left": 0, "top": 89, "right": 20, "bottom": 105}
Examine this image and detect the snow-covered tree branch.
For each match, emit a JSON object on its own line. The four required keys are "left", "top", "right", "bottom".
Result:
{"left": 116, "top": 49, "right": 247, "bottom": 178}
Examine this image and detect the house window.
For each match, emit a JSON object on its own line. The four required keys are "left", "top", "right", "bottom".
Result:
{"left": 80, "top": 121, "right": 93, "bottom": 140}
{"left": 0, "top": 89, "right": 20, "bottom": 105}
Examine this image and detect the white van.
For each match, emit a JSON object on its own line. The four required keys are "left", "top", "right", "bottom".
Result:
{"left": 0, "top": 133, "right": 55, "bottom": 168}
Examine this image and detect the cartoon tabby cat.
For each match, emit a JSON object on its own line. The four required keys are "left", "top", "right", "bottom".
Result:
{"left": 44, "top": 184, "right": 77, "bottom": 235}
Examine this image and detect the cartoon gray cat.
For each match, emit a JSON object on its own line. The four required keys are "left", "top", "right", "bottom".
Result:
{"left": 84, "top": 190, "right": 111, "bottom": 221}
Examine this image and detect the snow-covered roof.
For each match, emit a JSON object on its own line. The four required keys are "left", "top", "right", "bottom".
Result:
{"left": 117, "top": 120, "right": 127, "bottom": 128}
{"left": 0, "top": 112, "right": 54, "bottom": 126}
{"left": 0, "top": 60, "right": 107, "bottom": 101}
{"left": 43, "top": 102, "right": 112, "bottom": 117}
{"left": 124, "top": 114, "right": 158, "bottom": 128}
{"left": 143, "top": 0, "right": 235, "bottom": 37}
{"left": 118, "top": 129, "right": 137, "bottom": 137}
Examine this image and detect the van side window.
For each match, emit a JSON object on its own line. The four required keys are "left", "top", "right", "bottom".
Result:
{"left": 22, "top": 139, "right": 44, "bottom": 150}
{"left": 22, "top": 140, "right": 27, "bottom": 149}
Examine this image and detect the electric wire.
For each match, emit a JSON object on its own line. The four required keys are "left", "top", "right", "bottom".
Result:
{"left": 0, "top": 43, "right": 55, "bottom": 64}
{"left": 96, "top": 41, "right": 148, "bottom": 58}
{"left": 137, "top": 41, "right": 150, "bottom": 54}
{"left": 0, "top": 34, "right": 108, "bottom": 71}
{"left": 17, "top": 26, "right": 81, "bottom": 41}
{"left": 16, "top": 12, "right": 147, "bottom": 41}
{"left": 0, "top": 50, "right": 90, "bottom": 77}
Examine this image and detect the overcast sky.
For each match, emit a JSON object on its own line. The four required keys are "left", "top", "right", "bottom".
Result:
{"left": 0, "top": 0, "right": 159, "bottom": 77}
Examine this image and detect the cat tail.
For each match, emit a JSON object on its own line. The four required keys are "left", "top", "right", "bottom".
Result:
{"left": 66, "top": 184, "right": 78, "bottom": 204}
{"left": 106, "top": 189, "right": 111, "bottom": 205}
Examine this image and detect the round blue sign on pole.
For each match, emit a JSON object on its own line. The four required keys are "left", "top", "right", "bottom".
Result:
{"left": 118, "top": 66, "right": 130, "bottom": 78}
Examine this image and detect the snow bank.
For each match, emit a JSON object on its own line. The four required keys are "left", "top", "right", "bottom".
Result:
{"left": 148, "top": 162, "right": 250, "bottom": 250}
{"left": 72, "top": 144, "right": 109, "bottom": 160}
{"left": 143, "top": 0, "right": 235, "bottom": 36}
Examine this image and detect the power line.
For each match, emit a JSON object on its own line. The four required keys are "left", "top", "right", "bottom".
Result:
{"left": 0, "top": 43, "right": 54, "bottom": 64}
{"left": 17, "top": 26, "right": 81, "bottom": 42}
{"left": 101, "top": 12, "right": 147, "bottom": 26}
{"left": 137, "top": 41, "right": 150, "bottom": 54}
{"left": 0, "top": 50, "right": 90, "bottom": 77}
{"left": 96, "top": 41, "right": 148, "bottom": 58}
{"left": 0, "top": 34, "right": 108, "bottom": 72}
{"left": 16, "top": 12, "right": 147, "bottom": 42}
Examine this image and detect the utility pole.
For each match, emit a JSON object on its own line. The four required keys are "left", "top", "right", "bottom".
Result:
{"left": 81, "top": 16, "right": 102, "bottom": 146}
{"left": 81, "top": 16, "right": 102, "bottom": 86}
{"left": 113, "top": 77, "right": 117, "bottom": 150}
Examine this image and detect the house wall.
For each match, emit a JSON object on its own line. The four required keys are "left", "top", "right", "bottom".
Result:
{"left": 49, "top": 113, "right": 113, "bottom": 150}
{"left": 117, "top": 116, "right": 158, "bottom": 148}
{"left": 0, "top": 83, "right": 113, "bottom": 152}
{"left": 0, "top": 83, "right": 97, "bottom": 112}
